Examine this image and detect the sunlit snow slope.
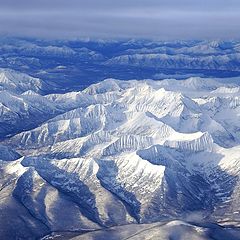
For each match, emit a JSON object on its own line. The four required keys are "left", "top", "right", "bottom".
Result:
{"left": 0, "top": 69, "right": 240, "bottom": 239}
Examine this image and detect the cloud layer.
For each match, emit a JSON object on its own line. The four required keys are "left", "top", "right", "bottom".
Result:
{"left": 0, "top": 0, "right": 239, "bottom": 39}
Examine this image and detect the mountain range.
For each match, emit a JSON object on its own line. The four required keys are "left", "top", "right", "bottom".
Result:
{"left": 0, "top": 38, "right": 240, "bottom": 92}
{"left": 1, "top": 66, "right": 240, "bottom": 239}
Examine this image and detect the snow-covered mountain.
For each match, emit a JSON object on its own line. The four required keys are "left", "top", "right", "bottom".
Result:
{"left": 1, "top": 71, "right": 240, "bottom": 239}
{"left": 105, "top": 53, "right": 240, "bottom": 71}
{"left": 1, "top": 38, "right": 240, "bottom": 93}
{"left": 104, "top": 40, "right": 240, "bottom": 72}
{"left": 62, "top": 220, "right": 240, "bottom": 240}
{"left": 0, "top": 68, "right": 51, "bottom": 94}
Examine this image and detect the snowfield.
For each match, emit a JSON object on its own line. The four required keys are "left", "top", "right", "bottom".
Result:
{"left": 0, "top": 68, "right": 240, "bottom": 239}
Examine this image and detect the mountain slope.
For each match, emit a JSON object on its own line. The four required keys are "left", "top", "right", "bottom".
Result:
{"left": 0, "top": 68, "right": 51, "bottom": 94}
{"left": 1, "top": 76, "right": 240, "bottom": 239}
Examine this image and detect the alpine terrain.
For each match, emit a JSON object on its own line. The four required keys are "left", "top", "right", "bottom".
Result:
{"left": 0, "top": 63, "right": 240, "bottom": 239}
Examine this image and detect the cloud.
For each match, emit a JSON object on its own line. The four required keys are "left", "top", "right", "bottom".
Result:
{"left": 0, "top": 0, "right": 239, "bottom": 39}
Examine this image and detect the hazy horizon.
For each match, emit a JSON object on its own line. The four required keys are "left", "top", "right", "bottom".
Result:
{"left": 0, "top": 0, "right": 240, "bottom": 40}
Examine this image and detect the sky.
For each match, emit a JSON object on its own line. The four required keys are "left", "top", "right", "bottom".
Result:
{"left": 0, "top": 0, "right": 239, "bottom": 40}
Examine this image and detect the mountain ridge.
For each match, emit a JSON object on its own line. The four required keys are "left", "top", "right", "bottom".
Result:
{"left": 1, "top": 71, "right": 240, "bottom": 239}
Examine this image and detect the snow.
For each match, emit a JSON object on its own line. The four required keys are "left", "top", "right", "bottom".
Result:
{"left": 1, "top": 74, "right": 240, "bottom": 237}
{"left": 0, "top": 68, "right": 48, "bottom": 94}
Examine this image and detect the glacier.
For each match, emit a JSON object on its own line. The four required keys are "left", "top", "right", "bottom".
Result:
{"left": 0, "top": 67, "right": 240, "bottom": 239}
